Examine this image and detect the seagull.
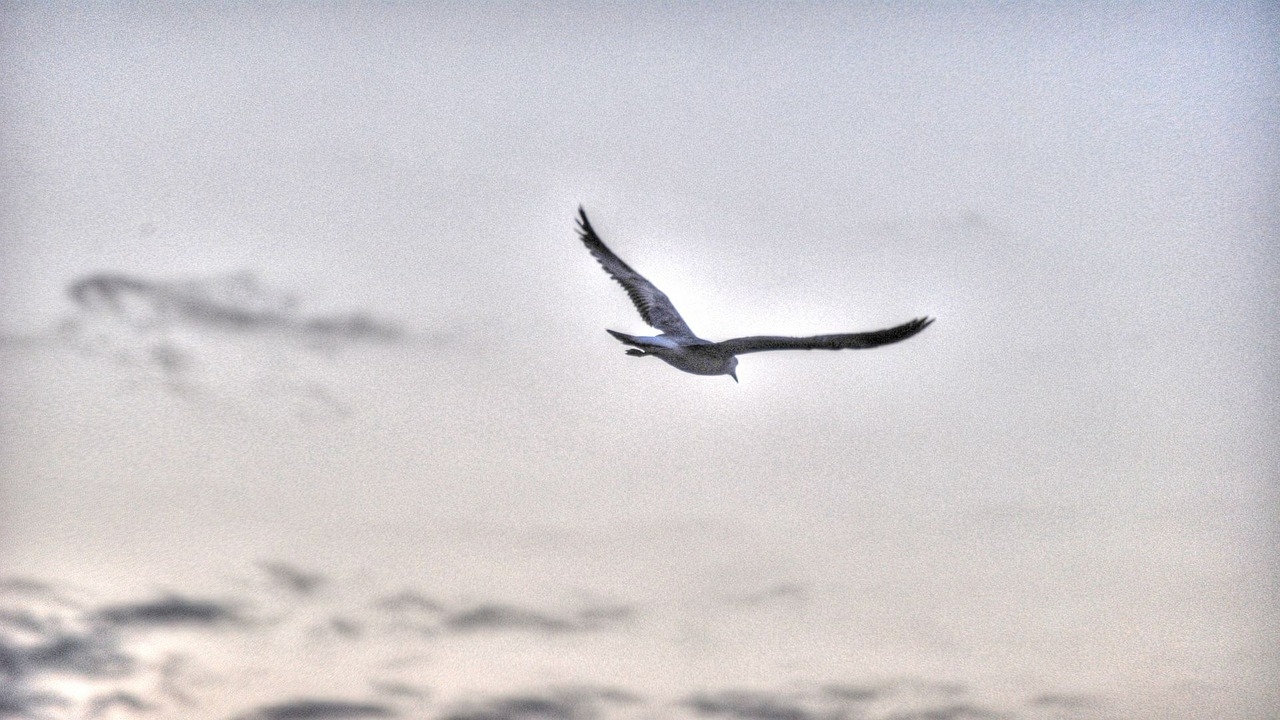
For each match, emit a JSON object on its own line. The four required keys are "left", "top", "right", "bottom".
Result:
{"left": 577, "top": 207, "right": 933, "bottom": 382}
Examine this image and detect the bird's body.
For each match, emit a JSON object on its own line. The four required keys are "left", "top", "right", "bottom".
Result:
{"left": 576, "top": 207, "right": 932, "bottom": 381}
{"left": 605, "top": 329, "right": 731, "bottom": 376}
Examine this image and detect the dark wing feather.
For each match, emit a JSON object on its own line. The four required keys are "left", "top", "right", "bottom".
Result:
{"left": 713, "top": 317, "right": 933, "bottom": 355}
{"left": 577, "top": 207, "right": 695, "bottom": 338}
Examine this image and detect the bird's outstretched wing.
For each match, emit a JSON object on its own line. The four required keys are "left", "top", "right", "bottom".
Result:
{"left": 713, "top": 317, "right": 933, "bottom": 355}
{"left": 577, "top": 207, "right": 695, "bottom": 338}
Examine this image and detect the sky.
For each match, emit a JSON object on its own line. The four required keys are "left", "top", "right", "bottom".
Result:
{"left": 1, "top": 3, "right": 1277, "bottom": 719}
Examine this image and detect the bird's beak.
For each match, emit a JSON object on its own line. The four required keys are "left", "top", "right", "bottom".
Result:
{"left": 729, "top": 370, "right": 738, "bottom": 383}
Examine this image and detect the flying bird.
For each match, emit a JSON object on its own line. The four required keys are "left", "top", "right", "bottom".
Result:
{"left": 577, "top": 207, "right": 933, "bottom": 382}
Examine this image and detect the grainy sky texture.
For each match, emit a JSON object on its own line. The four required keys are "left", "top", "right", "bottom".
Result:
{"left": 1, "top": 3, "right": 1277, "bottom": 720}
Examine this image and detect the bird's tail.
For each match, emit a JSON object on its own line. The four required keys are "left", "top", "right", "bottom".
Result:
{"left": 606, "top": 329, "right": 650, "bottom": 356}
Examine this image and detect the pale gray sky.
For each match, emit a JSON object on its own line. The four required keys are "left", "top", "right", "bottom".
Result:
{"left": 1, "top": 3, "right": 1277, "bottom": 720}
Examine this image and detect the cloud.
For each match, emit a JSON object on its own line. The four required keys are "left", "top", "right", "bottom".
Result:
{"left": 325, "top": 616, "right": 363, "bottom": 639}
{"left": 158, "top": 654, "right": 198, "bottom": 708}
{"left": 684, "top": 691, "right": 813, "bottom": 720}
{"left": 68, "top": 272, "right": 288, "bottom": 331}
{"left": 444, "top": 605, "right": 576, "bottom": 633}
{"left": 0, "top": 566, "right": 1114, "bottom": 720}
{"left": 1, "top": 587, "right": 140, "bottom": 717}
{"left": 1028, "top": 693, "right": 1096, "bottom": 710}
{"left": 682, "top": 683, "right": 1028, "bottom": 720}
{"left": 85, "top": 691, "right": 155, "bottom": 718}
{"left": 0, "top": 686, "right": 72, "bottom": 720}
{"left": 0, "top": 577, "right": 83, "bottom": 608}
{"left": 881, "top": 705, "right": 1004, "bottom": 720}
{"left": 16, "top": 630, "right": 136, "bottom": 678}
{"left": 0, "top": 609, "right": 54, "bottom": 636}
{"left": 731, "top": 583, "right": 807, "bottom": 607}
{"left": 261, "top": 563, "right": 327, "bottom": 596}
{"left": 59, "top": 271, "right": 408, "bottom": 414}
{"left": 300, "top": 314, "right": 403, "bottom": 344}
{"left": 443, "top": 603, "right": 634, "bottom": 634}
{"left": 440, "top": 686, "right": 642, "bottom": 720}
{"left": 1, "top": 585, "right": 260, "bottom": 718}
{"left": 66, "top": 272, "right": 402, "bottom": 344}
{"left": 96, "top": 594, "right": 242, "bottom": 629}
{"left": 227, "top": 698, "right": 398, "bottom": 720}
{"left": 0, "top": 578, "right": 60, "bottom": 597}
{"left": 571, "top": 605, "right": 635, "bottom": 630}
{"left": 369, "top": 681, "right": 429, "bottom": 700}
{"left": 1025, "top": 693, "right": 1103, "bottom": 718}
{"left": 374, "top": 591, "right": 443, "bottom": 614}
{"left": 0, "top": 629, "right": 134, "bottom": 718}
{"left": 0, "top": 568, "right": 650, "bottom": 720}
{"left": 0, "top": 638, "right": 18, "bottom": 677}
{"left": 819, "top": 684, "right": 883, "bottom": 703}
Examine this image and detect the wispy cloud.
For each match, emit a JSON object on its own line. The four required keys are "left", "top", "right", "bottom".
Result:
{"left": 0, "top": 566, "right": 650, "bottom": 718}
{"left": 96, "top": 594, "right": 243, "bottom": 629}
{"left": 0, "top": 566, "right": 1115, "bottom": 720}
{"left": 369, "top": 681, "right": 429, "bottom": 700}
{"left": 374, "top": 591, "right": 443, "bottom": 615}
{"left": 685, "top": 690, "right": 812, "bottom": 720}
{"left": 440, "top": 686, "right": 642, "bottom": 720}
{"left": 66, "top": 273, "right": 402, "bottom": 343}
{"left": 260, "top": 563, "right": 328, "bottom": 597}
{"left": 325, "top": 616, "right": 364, "bottom": 639}
{"left": 227, "top": 698, "right": 398, "bottom": 720}
{"left": 14, "top": 629, "right": 136, "bottom": 678}
{"left": 0, "top": 579, "right": 63, "bottom": 597}
{"left": 443, "top": 604, "right": 576, "bottom": 633}
{"left": 0, "top": 686, "right": 72, "bottom": 720}
{"left": 0, "top": 609, "right": 55, "bottom": 637}
{"left": 881, "top": 705, "right": 1005, "bottom": 720}
{"left": 443, "top": 603, "right": 634, "bottom": 634}
{"left": 58, "top": 271, "right": 411, "bottom": 415}
{"left": 1, "top": 587, "right": 245, "bottom": 718}
{"left": 727, "top": 583, "right": 807, "bottom": 608}
{"left": 682, "top": 683, "right": 1025, "bottom": 720}
{"left": 158, "top": 654, "right": 198, "bottom": 708}
{"left": 1, "top": 626, "right": 135, "bottom": 718}
{"left": 85, "top": 691, "right": 155, "bottom": 719}
{"left": 1028, "top": 693, "right": 1097, "bottom": 710}
{"left": 0, "top": 577, "right": 84, "bottom": 609}
{"left": 819, "top": 684, "right": 883, "bottom": 703}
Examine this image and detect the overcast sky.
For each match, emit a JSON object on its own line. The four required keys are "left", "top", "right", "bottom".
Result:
{"left": 1, "top": 3, "right": 1277, "bottom": 720}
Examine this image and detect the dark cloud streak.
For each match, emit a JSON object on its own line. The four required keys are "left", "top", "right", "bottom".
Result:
{"left": 440, "top": 686, "right": 641, "bottom": 720}
{"left": 881, "top": 705, "right": 1004, "bottom": 720}
{"left": 66, "top": 272, "right": 403, "bottom": 344}
{"left": 443, "top": 603, "right": 634, "bottom": 634}
{"left": 369, "top": 681, "right": 428, "bottom": 700}
{"left": 96, "top": 594, "right": 242, "bottom": 629}
{"left": 820, "top": 684, "right": 882, "bottom": 703}
{"left": 228, "top": 698, "right": 397, "bottom": 720}
{"left": 374, "top": 590, "right": 443, "bottom": 614}
{"left": 260, "top": 562, "right": 327, "bottom": 596}
{"left": 685, "top": 691, "right": 812, "bottom": 720}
